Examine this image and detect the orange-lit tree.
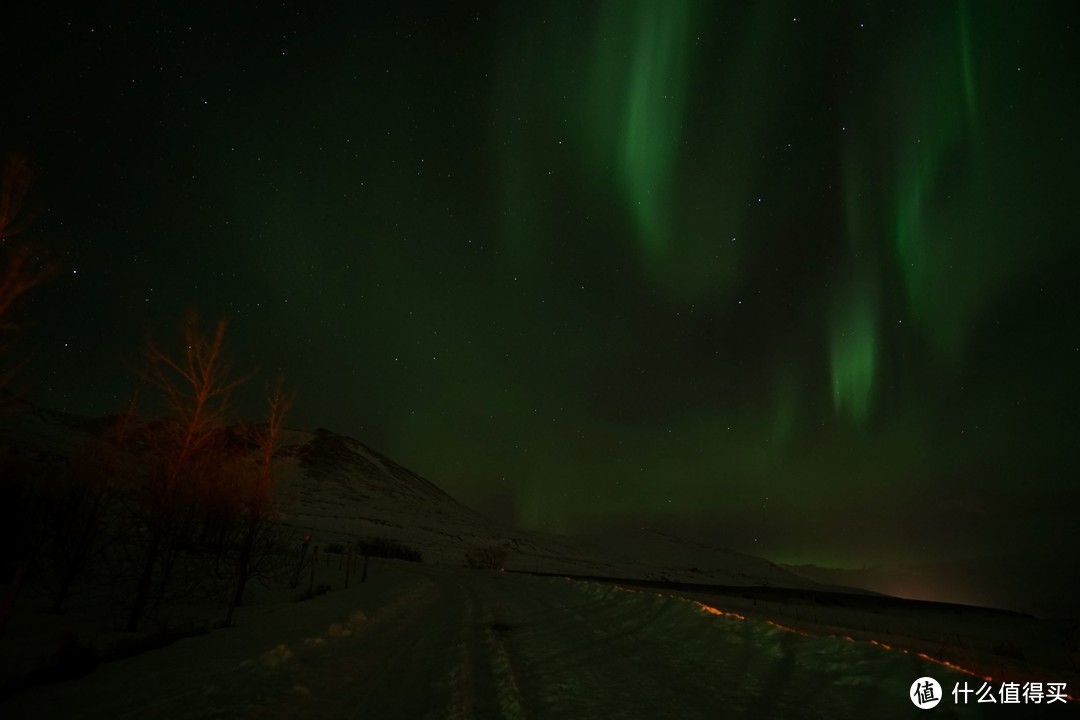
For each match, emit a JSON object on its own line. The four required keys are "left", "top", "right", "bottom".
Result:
{"left": 224, "top": 379, "right": 294, "bottom": 627}
{"left": 0, "top": 152, "right": 50, "bottom": 379}
{"left": 126, "top": 312, "right": 247, "bottom": 631}
{"left": 0, "top": 152, "right": 54, "bottom": 638}
{"left": 0, "top": 153, "right": 33, "bottom": 239}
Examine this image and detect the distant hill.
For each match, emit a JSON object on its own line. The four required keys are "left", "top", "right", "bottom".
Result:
{"left": 0, "top": 398, "right": 834, "bottom": 591}
{"left": 783, "top": 558, "right": 1080, "bottom": 619}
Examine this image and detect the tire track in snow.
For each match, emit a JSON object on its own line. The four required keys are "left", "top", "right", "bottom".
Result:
{"left": 419, "top": 571, "right": 526, "bottom": 720}
{"left": 473, "top": 593, "right": 526, "bottom": 720}
{"left": 440, "top": 581, "right": 476, "bottom": 720}
{"left": 480, "top": 577, "right": 734, "bottom": 718}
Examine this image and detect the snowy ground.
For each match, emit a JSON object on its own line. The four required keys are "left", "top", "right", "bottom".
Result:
{"left": 2, "top": 409, "right": 1076, "bottom": 717}
{"left": 6, "top": 560, "right": 1070, "bottom": 719}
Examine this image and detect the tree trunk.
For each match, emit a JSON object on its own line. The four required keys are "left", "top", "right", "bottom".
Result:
{"left": 51, "top": 572, "right": 74, "bottom": 614}
{"left": 127, "top": 533, "right": 161, "bottom": 632}
{"left": 0, "top": 562, "right": 29, "bottom": 640}
{"left": 224, "top": 519, "right": 257, "bottom": 627}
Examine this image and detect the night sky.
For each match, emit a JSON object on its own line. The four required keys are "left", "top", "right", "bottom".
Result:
{"left": 4, "top": 2, "right": 1078, "bottom": 577}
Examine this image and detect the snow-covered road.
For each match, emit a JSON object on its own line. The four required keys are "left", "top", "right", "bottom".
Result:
{"left": 4, "top": 562, "right": 1059, "bottom": 718}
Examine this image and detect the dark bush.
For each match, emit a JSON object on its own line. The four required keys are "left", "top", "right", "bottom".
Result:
{"left": 354, "top": 536, "right": 422, "bottom": 563}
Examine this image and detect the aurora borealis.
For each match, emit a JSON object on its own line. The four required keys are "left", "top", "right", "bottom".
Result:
{"left": 3, "top": 2, "right": 1078, "bottom": 592}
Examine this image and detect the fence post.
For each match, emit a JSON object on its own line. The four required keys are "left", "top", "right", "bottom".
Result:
{"left": 345, "top": 549, "right": 352, "bottom": 589}
{"left": 362, "top": 555, "right": 369, "bottom": 583}
{"left": 292, "top": 538, "right": 310, "bottom": 589}
{"left": 308, "top": 546, "right": 318, "bottom": 597}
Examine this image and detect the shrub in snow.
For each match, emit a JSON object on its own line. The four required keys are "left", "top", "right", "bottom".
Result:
{"left": 259, "top": 643, "right": 293, "bottom": 668}
{"left": 465, "top": 545, "right": 507, "bottom": 571}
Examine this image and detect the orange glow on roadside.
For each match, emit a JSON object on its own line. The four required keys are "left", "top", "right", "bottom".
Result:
{"left": 916, "top": 652, "right": 986, "bottom": 679}
{"left": 579, "top": 580, "right": 1078, "bottom": 703}
{"left": 681, "top": 593, "right": 993, "bottom": 681}
{"left": 694, "top": 601, "right": 746, "bottom": 621}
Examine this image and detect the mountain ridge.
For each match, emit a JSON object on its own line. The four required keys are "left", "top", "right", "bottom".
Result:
{"left": 0, "top": 397, "right": 826, "bottom": 590}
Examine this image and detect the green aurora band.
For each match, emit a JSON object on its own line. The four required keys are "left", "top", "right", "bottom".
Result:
{"left": 486, "top": 0, "right": 1078, "bottom": 549}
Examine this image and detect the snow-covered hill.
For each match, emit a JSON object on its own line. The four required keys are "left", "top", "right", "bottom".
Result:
{"left": 270, "top": 426, "right": 500, "bottom": 565}
{"left": 0, "top": 398, "right": 825, "bottom": 589}
{"left": 250, "top": 429, "right": 840, "bottom": 589}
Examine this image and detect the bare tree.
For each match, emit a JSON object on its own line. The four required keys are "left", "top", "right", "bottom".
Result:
{"left": 0, "top": 152, "right": 51, "bottom": 353}
{"left": 0, "top": 153, "right": 34, "bottom": 240}
{"left": 225, "top": 379, "right": 294, "bottom": 627}
{"left": 125, "top": 311, "right": 247, "bottom": 631}
{"left": 0, "top": 152, "right": 54, "bottom": 638}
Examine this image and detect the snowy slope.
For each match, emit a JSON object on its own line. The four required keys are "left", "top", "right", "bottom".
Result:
{"left": 0, "top": 400, "right": 825, "bottom": 589}
{"left": 216, "top": 426, "right": 827, "bottom": 591}
{"left": 0, "top": 395, "right": 102, "bottom": 458}
{"left": 270, "top": 427, "right": 501, "bottom": 565}
{"left": 557, "top": 526, "right": 851, "bottom": 589}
